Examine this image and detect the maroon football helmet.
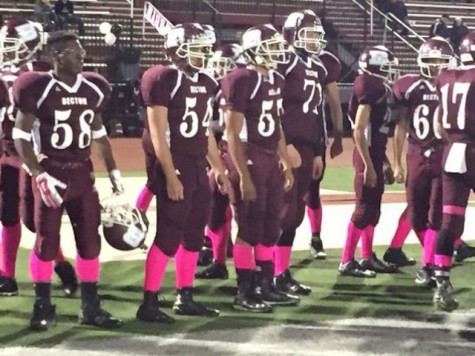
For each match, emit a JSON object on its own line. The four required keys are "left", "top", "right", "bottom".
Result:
{"left": 459, "top": 30, "right": 475, "bottom": 65}
{"left": 164, "top": 23, "right": 214, "bottom": 72}
{"left": 358, "top": 45, "right": 399, "bottom": 82}
{"left": 241, "top": 24, "right": 289, "bottom": 69}
{"left": 417, "top": 36, "right": 454, "bottom": 78}
{"left": 208, "top": 43, "right": 245, "bottom": 79}
{"left": 0, "top": 17, "right": 44, "bottom": 66}
{"left": 101, "top": 203, "right": 149, "bottom": 251}
{"left": 283, "top": 9, "right": 326, "bottom": 55}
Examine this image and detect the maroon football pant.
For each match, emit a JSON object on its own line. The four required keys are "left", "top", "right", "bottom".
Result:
{"left": 32, "top": 159, "right": 101, "bottom": 261}
{"left": 0, "top": 158, "right": 21, "bottom": 227}
{"left": 228, "top": 144, "right": 284, "bottom": 247}
{"left": 278, "top": 146, "right": 314, "bottom": 246}
{"left": 142, "top": 129, "right": 158, "bottom": 195}
{"left": 153, "top": 154, "right": 211, "bottom": 256}
{"left": 306, "top": 146, "right": 327, "bottom": 209}
{"left": 405, "top": 143, "right": 443, "bottom": 233}
{"left": 351, "top": 148, "right": 385, "bottom": 229}
{"left": 208, "top": 169, "right": 230, "bottom": 231}
{"left": 19, "top": 166, "right": 36, "bottom": 232}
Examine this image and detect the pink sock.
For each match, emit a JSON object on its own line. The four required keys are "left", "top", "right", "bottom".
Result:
{"left": 76, "top": 255, "right": 99, "bottom": 282}
{"left": 144, "top": 244, "right": 169, "bottom": 292}
{"left": 422, "top": 229, "right": 437, "bottom": 266}
{"left": 361, "top": 225, "right": 375, "bottom": 259}
{"left": 274, "top": 246, "right": 292, "bottom": 276}
{"left": 454, "top": 238, "right": 462, "bottom": 248}
{"left": 30, "top": 252, "right": 53, "bottom": 282}
{"left": 306, "top": 206, "right": 322, "bottom": 235}
{"left": 135, "top": 186, "right": 154, "bottom": 212}
{"left": 55, "top": 248, "right": 66, "bottom": 264}
{"left": 175, "top": 245, "right": 198, "bottom": 289}
{"left": 341, "top": 221, "right": 362, "bottom": 263}
{"left": 206, "top": 223, "right": 229, "bottom": 265}
{"left": 434, "top": 254, "right": 452, "bottom": 268}
{"left": 233, "top": 244, "right": 255, "bottom": 269}
{"left": 254, "top": 244, "right": 274, "bottom": 262}
{"left": 0, "top": 223, "right": 21, "bottom": 278}
{"left": 389, "top": 211, "right": 411, "bottom": 248}
{"left": 415, "top": 231, "right": 425, "bottom": 246}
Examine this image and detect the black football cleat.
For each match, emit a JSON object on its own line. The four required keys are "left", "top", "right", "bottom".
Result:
{"left": 310, "top": 234, "right": 327, "bottom": 259}
{"left": 198, "top": 246, "right": 213, "bottom": 267}
{"left": 136, "top": 303, "right": 175, "bottom": 324}
{"left": 415, "top": 266, "right": 436, "bottom": 288}
{"left": 173, "top": 287, "right": 219, "bottom": 317}
{"left": 383, "top": 248, "right": 416, "bottom": 267}
{"left": 275, "top": 269, "right": 311, "bottom": 295}
{"left": 0, "top": 276, "right": 19, "bottom": 296}
{"left": 79, "top": 297, "right": 123, "bottom": 328}
{"left": 54, "top": 261, "right": 78, "bottom": 298}
{"left": 195, "top": 261, "right": 229, "bottom": 280}
{"left": 338, "top": 259, "right": 376, "bottom": 278}
{"left": 29, "top": 300, "right": 56, "bottom": 331}
{"left": 254, "top": 277, "right": 300, "bottom": 306}
{"left": 360, "top": 253, "right": 399, "bottom": 273}
{"left": 233, "top": 291, "right": 273, "bottom": 313}
{"left": 454, "top": 242, "right": 475, "bottom": 263}
{"left": 433, "top": 279, "right": 459, "bottom": 312}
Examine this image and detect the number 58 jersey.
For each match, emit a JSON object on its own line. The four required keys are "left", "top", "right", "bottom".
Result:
{"left": 13, "top": 71, "right": 111, "bottom": 161}
{"left": 392, "top": 74, "right": 441, "bottom": 149}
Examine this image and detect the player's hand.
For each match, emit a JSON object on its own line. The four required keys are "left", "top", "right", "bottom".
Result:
{"left": 216, "top": 172, "right": 231, "bottom": 195}
{"left": 364, "top": 165, "right": 377, "bottom": 188}
{"left": 330, "top": 136, "right": 343, "bottom": 159}
{"left": 167, "top": 175, "right": 184, "bottom": 201}
{"left": 287, "top": 144, "right": 302, "bottom": 168}
{"left": 283, "top": 167, "right": 294, "bottom": 192}
{"left": 240, "top": 175, "right": 257, "bottom": 202}
{"left": 393, "top": 165, "right": 405, "bottom": 184}
{"left": 109, "top": 169, "right": 125, "bottom": 194}
{"left": 383, "top": 160, "right": 395, "bottom": 185}
{"left": 35, "top": 172, "right": 67, "bottom": 208}
{"left": 312, "top": 156, "right": 324, "bottom": 180}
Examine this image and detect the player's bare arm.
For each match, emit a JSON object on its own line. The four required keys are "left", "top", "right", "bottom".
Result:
{"left": 147, "top": 105, "right": 184, "bottom": 201}
{"left": 206, "top": 128, "right": 231, "bottom": 194}
{"left": 277, "top": 128, "right": 294, "bottom": 191}
{"left": 324, "top": 81, "right": 344, "bottom": 158}
{"left": 90, "top": 112, "right": 124, "bottom": 193}
{"left": 353, "top": 104, "right": 376, "bottom": 188}
{"left": 225, "top": 109, "right": 256, "bottom": 201}
{"left": 13, "top": 109, "right": 43, "bottom": 177}
{"left": 392, "top": 105, "right": 408, "bottom": 183}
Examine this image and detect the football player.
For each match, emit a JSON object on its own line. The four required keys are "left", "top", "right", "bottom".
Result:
{"left": 305, "top": 20, "right": 344, "bottom": 260}
{"left": 338, "top": 45, "right": 399, "bottom": 277}
{"left": 0, "top": 17, "right": 77, "bottom": 297}
{"left": 196, "top": 43, "right": 245, "bottom": 280}
{"left": 433, "top": 31, "right": 475, "bottom": 311}
{"left": 137, "top": 23, "right": 229, "bottom": 323}
{"left": 273, "top": 10, "right": 326, "bottom": 295}
{"left": 13, "top": 31, "right": 124, "bottom": 331}
{"left": 222, "top": 24, "right": 298, "bottom": 312}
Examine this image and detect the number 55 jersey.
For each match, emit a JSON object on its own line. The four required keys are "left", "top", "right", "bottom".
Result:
{"left": 13, "top": 70, "right": 111, "bottom": 161}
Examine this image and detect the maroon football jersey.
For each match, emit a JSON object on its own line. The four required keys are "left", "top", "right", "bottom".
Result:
{"left": 221, "top": 67, "right": 284, "bottom": 151}
{"left": 317, "top": 50, "right": 342, "bottom": 87}
{"left": 280, "top": 51, "right": 324, "bottom": 153}
{"left": 210, "top": 85, "right": 225, "bottom": 136}
{"left": 141, "top": 65, "right": 218, "bottom": 158}
{"left": 13, "top": 71, "right": 111, "bottom": 161}
{"left": 1, "top": 61, "right": 52, "bottom": 155}
{"left": 348, "top": 73, "right": 392, "bottom": 152}
{"left": 436, "top": 66, "right": 475, "bottom": 144}
{"left": 393, "top": 74, "right": 441, "bottom": 148}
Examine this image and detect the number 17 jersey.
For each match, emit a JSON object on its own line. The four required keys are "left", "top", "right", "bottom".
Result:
{"left": 13, "top": 71, "right": 111, "bottom": 161}
{"left": 393, "top": 74, "right": 440, "bottom": 149}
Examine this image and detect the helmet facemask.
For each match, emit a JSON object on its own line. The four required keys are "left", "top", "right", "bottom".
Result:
{"left": 418, "top": 54, "right": 453, "bottom": 78}
{"left": 175, "top": 36, "right": 214, "bottom": 71}
{"left": 208, "top": 51, "right": 237, "bottom": 79}
{"left": 0, "top": 22, "right": 41, "bottom": 66}
{"left": 245, "top": 36, "right": 289, "bottom": 69}
{"left": 294, "top": 26, "right": 327, "bottom": 54}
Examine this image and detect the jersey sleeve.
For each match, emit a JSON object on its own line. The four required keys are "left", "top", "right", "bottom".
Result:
{"left": 83, "top": 72, "right": 112, "bottom": 112}
{"left": 12, "top": 71, "right": 45, "bottom": 115}
{"left": 141, "top": 65, "right": 178, "bottom": 108}
{"left": 319, "top": 51, "right": 341, "bottom": 85}
{"left": 353, "top": 75, "right": 386, "bottom": 106}
{"left": 220, "top": 68, "right": 254, "bottom": 114}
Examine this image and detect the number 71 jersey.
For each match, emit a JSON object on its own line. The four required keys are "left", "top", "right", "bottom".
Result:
{"left": 392, "top": 74, "right": 441, "bottom": 148}
{"left": 13, "top": 71, "right": 111, "bottom": 161}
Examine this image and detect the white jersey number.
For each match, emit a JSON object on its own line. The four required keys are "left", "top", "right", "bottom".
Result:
{"left": 302, "top": 79, "right": 322, "bottom": 114}
{"left": 51, "top": 109, "right": 95, "bottom": 150}
{"left": 180, "top": 97, "right": 213, "bottom": 138}
{"left": 257, "top": 99, "right": 282, "bottom": 137}
{"left": 440, "top": 82, "right": 470, "bottom": 130}
{"left": 0, "top": 87, "right": 15, "bottom": 123}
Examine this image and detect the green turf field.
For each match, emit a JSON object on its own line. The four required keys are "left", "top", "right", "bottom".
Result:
{"left": 1, "top": 245, "right": 475, "bottom": 348}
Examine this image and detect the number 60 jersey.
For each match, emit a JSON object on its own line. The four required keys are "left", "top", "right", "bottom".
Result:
{"left": 392, "top": 73, "right": 441, "bottom": 148}
{"left": 13, "top": 71, "right": 111, "bottom": 160}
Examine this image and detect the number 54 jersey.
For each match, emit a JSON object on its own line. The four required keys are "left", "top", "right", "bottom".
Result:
{"left": 392, "top": 74, "right": 441, "bottom": 149}
{"left": 13, "top": 71, "right": 111, "bottom": 161}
